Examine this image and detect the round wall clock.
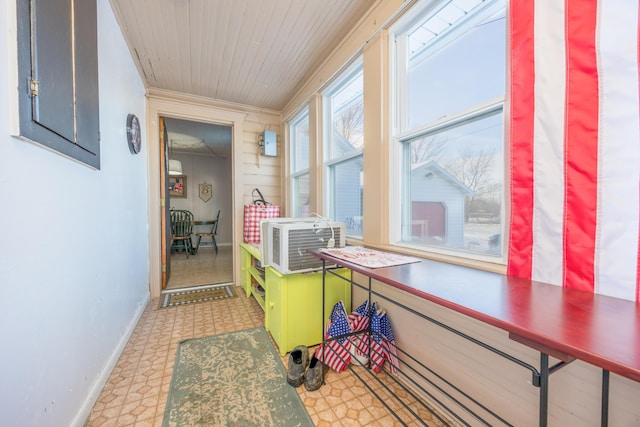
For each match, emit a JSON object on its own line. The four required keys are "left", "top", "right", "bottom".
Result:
{"left": 126, "top": 113, "right": 141, "bottom": 154}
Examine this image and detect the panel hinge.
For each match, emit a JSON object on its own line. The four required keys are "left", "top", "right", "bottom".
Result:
{"left": 29, "top": 78, "right": 39, "bottom": 96}
{"left": 162, "top": 264, "right": 166, "bottom": 273}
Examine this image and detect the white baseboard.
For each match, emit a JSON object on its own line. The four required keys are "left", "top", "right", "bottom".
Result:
{"left": 70, "top": 292, "right": 151, "bottom": 427}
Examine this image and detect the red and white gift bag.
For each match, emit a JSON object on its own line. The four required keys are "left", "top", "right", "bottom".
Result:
{"left": 243, "top": 204, "right": 280, "bottom": 243}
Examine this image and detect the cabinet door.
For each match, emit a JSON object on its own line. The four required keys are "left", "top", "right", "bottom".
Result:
{"left": 266, "top": 268, "right": 351, "bottom": 355}
{"left": 283, "top": 269, "right": 351, "bottom": 352}
{"left": 284, "top": 271, "right": 325, "bottom": 352}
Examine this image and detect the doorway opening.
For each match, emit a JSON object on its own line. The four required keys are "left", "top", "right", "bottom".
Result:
{"left": 161, "top": 116, "right": 233, "bottom": 290}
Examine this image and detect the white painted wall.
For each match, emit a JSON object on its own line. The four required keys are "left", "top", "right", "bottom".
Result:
{"left": 0, "top": 1, "right": 149, "bottom": 426}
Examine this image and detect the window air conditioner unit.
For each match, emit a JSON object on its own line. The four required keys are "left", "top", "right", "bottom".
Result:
{"left": 262, "top": 218, "right": 346, "bottom": 275}
{"left": 259, "top": 217, "right": 317, "bottom": 267}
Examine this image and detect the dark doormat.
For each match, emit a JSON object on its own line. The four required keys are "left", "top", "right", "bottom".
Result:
{"left": 160, "top": 283, "right": 236, "bottom": 308}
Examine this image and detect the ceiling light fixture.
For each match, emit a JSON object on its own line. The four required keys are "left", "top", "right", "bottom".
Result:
{"left": 168, "top": 139, "right": 183, "bottom": 175}
{"left": 168, "top": 159, "right": 183, "bottom": 175}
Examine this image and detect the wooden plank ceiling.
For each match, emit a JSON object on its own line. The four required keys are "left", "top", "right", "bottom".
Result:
{"left": 109, "top": 0, "right": 374, "bottom": 112}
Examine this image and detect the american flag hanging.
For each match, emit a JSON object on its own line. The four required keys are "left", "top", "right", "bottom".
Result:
{"left": 348, "top": 300, "right": 372, "bottom": 362}
{"left": 508, "top": 0, "right": 640, "bottom": 302}
{"left": 379, "top": 310, "right": 399, "bottom": 375}
{"left": 356, "top": 303, "right": 386, "bottom": 373}
{"left": 348, "top": 299, "right": 371, "bottom": 329}
{"left": 315, "top": 301, "right": 352, "bottom": 372}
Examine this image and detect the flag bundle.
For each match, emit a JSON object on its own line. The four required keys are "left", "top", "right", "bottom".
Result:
{"left": 317, "top": 300, "right": 399, "bottom": 375}
{"left": 379, "top": 310, "right": 399, "bottom": 375}
{"left": 315, "top": 301, "right": 352, "bottom": 372}
{"left": 348, "top": 300, "right": 373, "bottom": 365}
{"left": 355, "top": 303, "right": 386, "bottom": 372}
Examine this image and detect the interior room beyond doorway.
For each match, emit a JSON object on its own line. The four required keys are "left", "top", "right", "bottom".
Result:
{"left": 163, "top": 117, "right": 233, "bottom": 290}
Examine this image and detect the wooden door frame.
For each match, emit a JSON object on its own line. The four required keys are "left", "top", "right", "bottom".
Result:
{"left": 159, "top": 117, "right": 171, "bottom": 289}
{"left": 147, "top": 90, "right": 246, "bottom": 299}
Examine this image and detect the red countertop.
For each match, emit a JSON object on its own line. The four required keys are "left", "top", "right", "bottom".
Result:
{"left": 311, "top": 249, "right": 640, "bottom": 382}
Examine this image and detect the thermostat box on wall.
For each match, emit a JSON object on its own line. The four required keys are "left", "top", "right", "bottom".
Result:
{"left": 263, "top": 130, "right": 277, "bottom": 156}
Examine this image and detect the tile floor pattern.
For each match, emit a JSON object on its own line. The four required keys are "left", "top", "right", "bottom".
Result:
{"left": 87, "top": 290, "right": 450, "bottom": 426}
{"left": 167, "top": 246, "right": 233, "bottom": 290}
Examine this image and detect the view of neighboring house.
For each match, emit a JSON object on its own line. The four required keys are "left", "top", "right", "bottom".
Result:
{"left": 331, "top": 129, "right": 363, "bottom": 235}
{"left": 410, "top": 161, "right": 473, "bottom": 248}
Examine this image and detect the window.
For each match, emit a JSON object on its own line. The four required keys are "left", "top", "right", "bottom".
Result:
{"left": 323, "top": 59, "right": 364, "bottom": 237}
{"left": 16, "top": 0, "right": 101, "bottom": 168}
{"left": 393, "top": 0, "right": 506, "bottom": 258}
{"left": 290, "top": 108, "right": 310, "bottom": 217}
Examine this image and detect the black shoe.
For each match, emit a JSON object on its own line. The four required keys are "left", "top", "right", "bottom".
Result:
{"left": 303, "top": 355, "right": 326, "bottom": 391}
{"left": 287, "top": 345, "right": 309, "bottom": 387}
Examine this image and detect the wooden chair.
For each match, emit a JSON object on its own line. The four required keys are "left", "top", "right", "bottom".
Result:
{"left": 170, "top": 209, "right": 194, "bottom": 257}
{"left": 195, "top": 210, "right": 220, "bottom": 254}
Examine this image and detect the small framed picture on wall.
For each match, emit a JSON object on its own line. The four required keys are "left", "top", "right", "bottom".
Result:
{"left": 169, "top": 175, "right": 187, "bottom": 198}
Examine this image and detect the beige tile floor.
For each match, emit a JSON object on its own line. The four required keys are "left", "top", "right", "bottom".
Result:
{"left": 167, "top": 245, "right": 233, "bottom": 290}
{"left": 87, "top": 250, "right": 449, "bottom": 427}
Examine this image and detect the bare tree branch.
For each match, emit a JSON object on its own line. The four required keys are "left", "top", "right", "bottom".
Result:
{"left": 446, "top": 147, "right": 496, "bottom": 195}
{"left": 336, "top": 102, "right": 363, "bottom": 147}
{"left": 411, "top": 135, "right": 446, "bottom": 165}
{"left": 445, "top": 147, "right": 499, "bottom": 221}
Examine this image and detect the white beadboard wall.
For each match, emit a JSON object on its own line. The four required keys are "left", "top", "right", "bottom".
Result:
{"left": 241, "top": 117, "right": 282, "bottom": 208}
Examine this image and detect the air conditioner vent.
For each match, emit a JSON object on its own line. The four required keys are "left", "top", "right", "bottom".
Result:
{"left": 266, "top": 220, "right": 346, "bottom": 274}
{"left": 272, "top": 227, "right": 281, "bottom": 265}
{"left": 287, "top": 227, "right": 342, "bottom": 272}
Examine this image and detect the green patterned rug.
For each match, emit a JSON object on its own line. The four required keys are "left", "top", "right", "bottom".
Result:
{"left": 163, "top": 327, "right": 314, "bottom": 427}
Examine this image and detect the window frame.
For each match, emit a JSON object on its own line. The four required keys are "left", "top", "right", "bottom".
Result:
{"left": 16, "top": 0, "right": 101, "bottom": 169}
{"left": 322, "top": 58, "right": 364, "bottom": 237}
{"left": 289, "top": 106, "right": 310, "bottom": 217}
{"left": 389, "top": 0, "right": 507, "bottom": 264}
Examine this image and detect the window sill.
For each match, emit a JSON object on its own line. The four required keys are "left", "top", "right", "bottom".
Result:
{"left": 345, "top": 237, "right": 507, "bottom": 275}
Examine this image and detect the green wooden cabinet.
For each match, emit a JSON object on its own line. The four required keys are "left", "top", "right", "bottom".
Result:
{"left": 266, "top": 267, "right": 351, "bottom": 355}
{"left": 240, "top": 242, "right": 351, "bottom": 355}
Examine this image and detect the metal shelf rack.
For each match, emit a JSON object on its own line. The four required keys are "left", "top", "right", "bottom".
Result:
{"left": 315, "top": 254, "right": 572, "bottom": 427}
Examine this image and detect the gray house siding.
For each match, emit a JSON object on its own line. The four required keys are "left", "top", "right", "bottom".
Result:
{"left": 410, "top": 162, "right": 473, "bottom": 248}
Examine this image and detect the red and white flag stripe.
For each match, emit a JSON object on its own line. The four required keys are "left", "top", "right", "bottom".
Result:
{"left": 508, "top": 0, "right": 640, "bottom": 302}
{"left": 316, "top": 332, "right": 351, "bottom": 372}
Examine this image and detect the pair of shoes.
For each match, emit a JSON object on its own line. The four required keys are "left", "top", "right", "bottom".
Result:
{"left": 287, "top": 345, "right": 309, "bottom": 387}
{"left": 303, "top": 355, "right": 327, "bottom": 391}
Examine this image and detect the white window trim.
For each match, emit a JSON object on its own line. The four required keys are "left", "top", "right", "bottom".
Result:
{"left": 397, "top": 97, "right": 505, "bottom": 144}
{"left": 290, "top": 107, "right": 310, "bottom": 216}
{"left": 322, "top": 59, "right": 364, "bottom": 229}
{"left": 388, "top": 0, "right": 508, "bottom": 268}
